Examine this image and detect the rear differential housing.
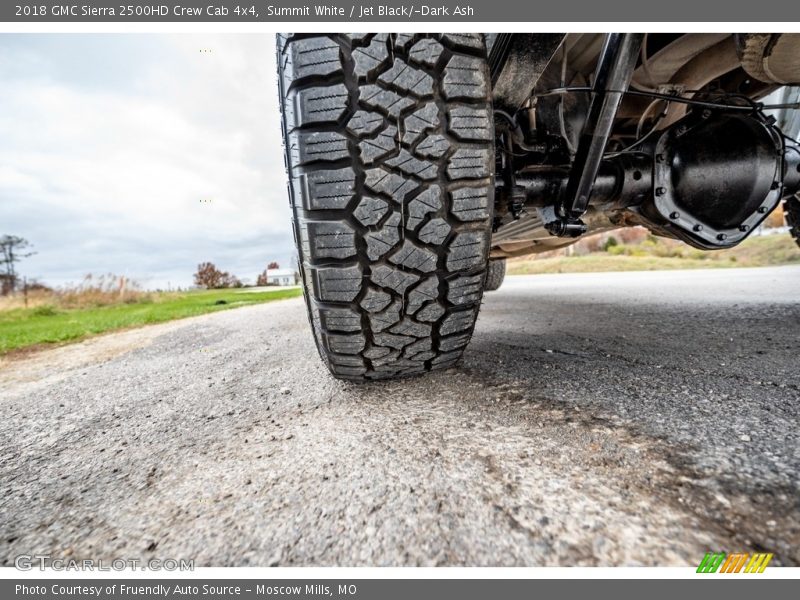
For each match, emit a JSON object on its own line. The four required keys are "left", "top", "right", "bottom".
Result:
{"left": 642, "top": 110, "right": 790, "bottom": 249}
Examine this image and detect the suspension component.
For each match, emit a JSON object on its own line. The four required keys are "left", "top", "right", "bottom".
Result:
{"left": 548, "top": 33, "right": 644, "bottom": 237}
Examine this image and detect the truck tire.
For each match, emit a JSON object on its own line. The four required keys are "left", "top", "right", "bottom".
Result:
{"left": 484, "top": 258, "right": 506, "bottom": 291}
{"left": 278, "top": 33, "right": 495, "bottom": 380}
{"left": 786, "top": 195, "right": 800, "bottom": 248}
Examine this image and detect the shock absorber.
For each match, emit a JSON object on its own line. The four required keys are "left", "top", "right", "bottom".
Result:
{"left": 547, "top": 33, "right": 644, "bottom": 237}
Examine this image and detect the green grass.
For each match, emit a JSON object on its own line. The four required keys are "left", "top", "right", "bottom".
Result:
{"left": 508, "top": 234, "right": 800, "bottom": 276}
{"left": 0, "top": 287, "right": 302, "bottom": 355}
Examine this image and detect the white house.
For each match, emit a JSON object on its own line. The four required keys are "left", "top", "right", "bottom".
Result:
{"left": 266, "top": 268, "right": 296, "bottom": 286}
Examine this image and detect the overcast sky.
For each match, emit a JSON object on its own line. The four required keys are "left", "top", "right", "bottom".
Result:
{"left": 0, "top": 34, "right": 294, "bottom": 289}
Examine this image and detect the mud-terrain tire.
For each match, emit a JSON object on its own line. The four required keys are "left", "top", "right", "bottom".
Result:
{"left": 786, "top": 195, "right": 800, "bottom": 248}
{"left": 277, "top": 33, "right": 495, "bottom": 381}
{"left": 484, "top": 258, "right": 506, "bottom": 292}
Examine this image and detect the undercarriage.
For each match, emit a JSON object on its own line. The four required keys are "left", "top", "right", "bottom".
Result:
{"left": 488, "top": 33, "right": 800, "bottom": 259}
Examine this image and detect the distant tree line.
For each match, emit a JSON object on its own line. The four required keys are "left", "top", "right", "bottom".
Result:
{"left": 193, "top": 261, "right": 298, "bottom": 289}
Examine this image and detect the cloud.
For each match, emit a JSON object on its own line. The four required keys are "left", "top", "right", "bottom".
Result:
{"left": 0, "top": 34, "right": 295, "bottom": 289}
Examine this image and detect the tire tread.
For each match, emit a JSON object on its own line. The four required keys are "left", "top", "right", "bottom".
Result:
{"left": 279, "top": 33, "right": 494, "bottom": 380}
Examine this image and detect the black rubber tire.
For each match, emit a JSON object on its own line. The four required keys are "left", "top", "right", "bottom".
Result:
{"left": 786, "top": 195, "right": 800, "bottom": 248}
{"left": 484, "top": 258, "right": 506, "bottom": 292}
{"left": 277, "top": 33, "right": 495, "bottom": 381}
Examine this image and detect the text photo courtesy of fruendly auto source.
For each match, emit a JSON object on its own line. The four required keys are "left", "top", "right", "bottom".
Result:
{"left": 1, "top": 33, "right": 799, "bottom": 568}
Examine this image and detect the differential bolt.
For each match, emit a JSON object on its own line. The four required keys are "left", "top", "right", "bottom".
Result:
{"left": 693, "top": 224, "right": 703, "bottom": 232}
{"left": 669, "top": 211, "right": 680, "bottom": 220}
{"left": 655, "top": 187, "right": 666, "bottom": 196}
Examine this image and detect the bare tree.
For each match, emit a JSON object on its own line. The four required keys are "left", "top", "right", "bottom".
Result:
{"left": 0, "top": 235, "right": 36, "bottom": 295}
{"left": 267, "top": 261, "right": 280, "bottom": 270}
{"left": 220, "top": 273, "right": 242, "bottom": 288}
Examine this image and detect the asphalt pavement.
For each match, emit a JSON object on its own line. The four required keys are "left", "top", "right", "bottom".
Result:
{"left": 1, "top": 266, "right": 798, "bottom": 566}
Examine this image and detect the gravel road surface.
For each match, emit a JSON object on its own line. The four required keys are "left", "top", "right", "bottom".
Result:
{"left": 2, "top": 266, "right": 799, "bottom": 567}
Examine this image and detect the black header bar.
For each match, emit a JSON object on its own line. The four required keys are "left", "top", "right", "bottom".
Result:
{"left": 2, "top": 0, "right": 798, "bottom": 22}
